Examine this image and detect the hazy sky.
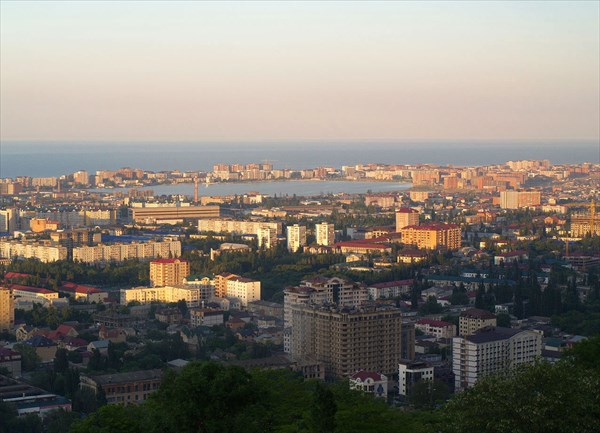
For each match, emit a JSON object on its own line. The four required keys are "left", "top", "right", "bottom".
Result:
{"left": 1, "top": 1, "right": 599, "bottom": 141}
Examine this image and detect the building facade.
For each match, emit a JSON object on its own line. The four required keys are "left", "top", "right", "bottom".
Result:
{"left": 459, "top": 308, "right": 497, "bottom": 336}
{"left": 395, "top": 208, "right": 420, "bottom": 231}
{"left": 0, "top": 287, "right": 14, "bottom": 331}
{"left": 452, "top": 327, "right": 542, "bottom": 391}
{"left": 286, "top": 224, "right": 307, "bottom": 252}
{"left": 150, "top": 258, "right": 190, "bottom": 287}
{"left": 315, "top": 222, "right": 335, "bottom": 246}
{"left": 289, "top": 304, "right": 404, "bottom": 379}
{"left": 400, "top": 223, "right": 461, "bottom": 250}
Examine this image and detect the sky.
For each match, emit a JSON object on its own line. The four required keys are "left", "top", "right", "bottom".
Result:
{"left": 1, "top": 1, "right": 599, "bottom": 142}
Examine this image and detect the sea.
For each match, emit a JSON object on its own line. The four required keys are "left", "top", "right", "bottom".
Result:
{"left": 1, "top": 140, "right": 598, "bottom": 179}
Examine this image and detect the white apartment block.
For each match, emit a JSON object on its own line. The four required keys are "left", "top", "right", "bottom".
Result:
{"left": 452, "top": 327, "right": 542, "bottom": 391}
{"left": 120, "top": 286, "right": 201, "bottom": 307}
{"left": 198, "top": 219, "right": 282, "bottom": 236}
{"left": 223, "top": 276, "right": 261, "bottom": 306}
{"left": 258, "top": 226, "right": 277, "bottom": 249}
{"left": 0, "top": 241, "right": 68, "bottom": 263}
{"left": 315, "top": 222, "right": 335, "bottom": 246}
{"left": 286, "top": 224, "right": 307, "bottom": 252}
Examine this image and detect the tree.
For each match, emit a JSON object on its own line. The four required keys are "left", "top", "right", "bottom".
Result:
{"left": 410, "top": 380, "right": 450, "bottom": 409}
{"left": 496, "top": 313, "right": 511, "bottom": 328}
{"left": 54, "top": 348, "right": 69, "bottom": 373}
{"left": 308, "top": 382, "right": 337, "bottom": 433}
{"left": 443, "top": 361, "right": 600, "bottom": 433}
{"left": 13, "top": 343, "right": 40, "bottom": 372}
{"left": 419, "top": 296, "right": 443, "bottom": 315}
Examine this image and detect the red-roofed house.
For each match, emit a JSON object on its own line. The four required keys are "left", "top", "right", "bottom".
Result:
{"left": 416, "top": 318, "right": 456, "bottom": 339}
{"left": 59, "top": 282, "right": 108, "bottom": 303}
{"left": 349, "top": 371, "right": 388, "bottom": 398}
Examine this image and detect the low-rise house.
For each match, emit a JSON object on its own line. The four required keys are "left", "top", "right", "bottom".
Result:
{"left": 415, "top": 319, "right": 456, "bottom": 339}
{"left": 349, "top": 371, "right": 388, "bottom": 398}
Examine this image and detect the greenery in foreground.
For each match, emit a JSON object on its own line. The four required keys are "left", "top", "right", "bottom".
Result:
{"left": 0, "top": 337, "right": 598, "bottom": 433}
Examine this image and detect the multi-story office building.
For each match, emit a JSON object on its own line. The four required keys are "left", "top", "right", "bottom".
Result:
{"left": 131, "top": 205, "right": 221, "bottom": 224}
{"left": 286, "top": 224, "right": 307, "bottom": 252}
{"left": 452, "top": 327, "right": 542, "bottom": 391}
{"left": 149, "top": 258, "right": 190, "bottom": 287}
{"left": 0, "top": 287, "right": 14, "bottom": 331}
{"left": 500, "top": 190, "right": 541, "bottom": 209}
{"left": 315, "top": 222, "right": 335, "bottom": 246}
{"left": 80, "top": 370, "right": 163, "bottom": 406}
{"left": 400, "top": 223, "right": 461, "bottom": 250}
{"left": 395, "top": 208, "right": 419, "bottom": 231}
{"left": 398, "top": 360, "right": 434, "bottom": 396}
{"left": 120, "top": 286, "right": 201, "bottom": 307}
{"left": 289, "top": 304, "right": 404, "bottom": 379}
{"left": 459, "top": 308, "right": 497, "bottom": 336}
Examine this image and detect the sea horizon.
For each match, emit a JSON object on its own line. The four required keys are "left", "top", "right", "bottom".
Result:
{"left": 1, "top": 139, "right": 598, "bottom": 178}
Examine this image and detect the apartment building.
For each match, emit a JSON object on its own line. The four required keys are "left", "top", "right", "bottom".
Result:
{"left": 286, "top": 224, "right": 307, "bottom": 252}
{"left": 198, "top": 219, "right": 282, "bottom": 236}
{"left": 459, "top": 308, "right": 497, "bottom": 336}
{"left": 415, "top": 318, "right": 456, "bottom": 339}
{"left": 395, "top": 208, "right": 419, "bottom": 231}
{"left": 289, "top": 304, "right": 404, "bottom": 379}
{"left": 400, "top": 223, "right": 461, "bottom": 250}
{"left": 257, "top": 226, "right": 278, "bottom": 249}
{"left": 120, "top": 286, "right": 201, "bottom": 307}
{"left": 452, "top": 327, "right": 542, "bottom": 391}
{"left": 212, "top": 272, "right": 261, "bottom": 306}
{"left": 500, "top": 190, "right": 541, "bottom": 209}
{"left": 315, "top": 222, "right": 335, "bottom": 246}
{"left": 150, "top": 258, "right": 190, "bottom": 287}
{"left": 0, "top": 287, "right": 14, "bottom": 331}
{"left": 183, "top": 275, "right": 215, "bottom": 301}
{"left": 80, "top": 370, "right": 163, "bottom": 406}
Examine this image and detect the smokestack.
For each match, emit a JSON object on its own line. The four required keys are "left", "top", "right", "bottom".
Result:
{"left": 194, "top": 176, "right": 199, "bottom": 204}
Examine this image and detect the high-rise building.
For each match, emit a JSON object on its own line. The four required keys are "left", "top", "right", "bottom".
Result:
{"left": 290, "top": 304, "right": 404, "bottom": 379}
{"left": 286, "top": 224, "right": 307, "bottom": 252}
{"left": 149, "top": 258, "right": 190, "bottom": 287}
{"left": 570, "top": 204, "right": 600, "bottom": 237}
{"left": 315, "top": 222, "right": 335, "bottom": 246}
{"left": 0, "top": 209, "right": 18, "bottom": 234}
{"left": 395, "top": 208, "right": 420, "bottom": 231}
{"left": 500, "top": 191, "right": 541, "bottom": 209}
{"left": 453, "top": 327, "right": 542, "bottom": 391}
{"left": 72, "top": 170, "right": 89, "bottom": 186}
{"left": 400, "top": 223, "right": 461, "bottom": 250}
{"left": 459, "top": 308, "right": 497, "bottom": 336}
{"left": 120, "top": 286, "right": 201, "bottom": 307}
{"left": 0, "top": 287, "right": 14, "bottom": 331}
{"left": 258, "top": 226, "right": 277, "bottom": 249}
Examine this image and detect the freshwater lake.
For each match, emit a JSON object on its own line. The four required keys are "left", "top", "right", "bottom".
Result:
{"left": 92, "top": 180, "right": 411, "bottom": 197}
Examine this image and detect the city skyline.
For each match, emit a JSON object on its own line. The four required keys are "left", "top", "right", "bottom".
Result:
{"left": 1, "top": 1, "right": 599, "bottom": 142}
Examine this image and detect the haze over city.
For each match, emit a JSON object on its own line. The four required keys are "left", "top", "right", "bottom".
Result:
{"left": 1, "top": 1, "right": 599, "bottom": 142}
